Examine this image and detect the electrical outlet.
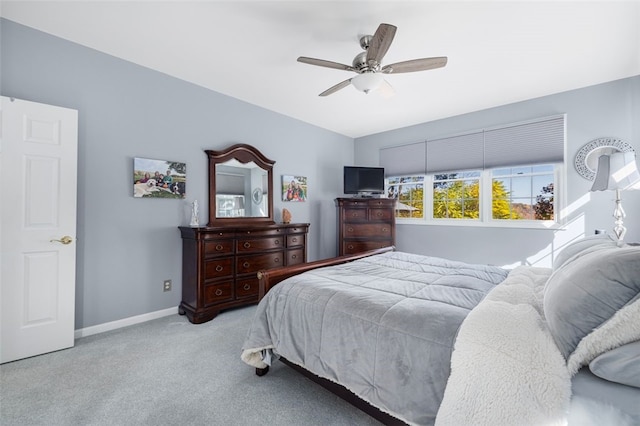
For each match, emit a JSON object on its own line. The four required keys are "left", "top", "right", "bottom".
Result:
{"left": 163, "top": 279, "right": 172, "bottom": 292}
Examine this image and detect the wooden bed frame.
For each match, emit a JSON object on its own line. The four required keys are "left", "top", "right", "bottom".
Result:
{"left": 254, "top": 246, "right": 407, "bottom": 425}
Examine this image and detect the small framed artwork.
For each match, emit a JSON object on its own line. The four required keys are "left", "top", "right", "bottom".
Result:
{"left": 282, "top": 175, "right": 307, "bottom": 202}
{"left": 133, "top": 157, "right": 186, "bottom": 198}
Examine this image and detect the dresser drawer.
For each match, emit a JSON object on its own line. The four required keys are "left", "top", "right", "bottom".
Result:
{"left": 286, "top": 233, "right": 305, "bottom": 248}
{"left": 286, "top": 225, "right": 308, "bottom": 234}
{"left": 343, "top": 208, "right": 368, "bottom": 222}
{"left": 368, "top": 199, "right": 395, "bottom": 208}
{"left": 342, "top": 240, "right": 393, "bottom": 255}
{"left": 204, "top": 240, "right": 234, "bottom": 257}
{"left": 237, "top": 251, "right": 284, "bottom": 274}
{"left": 204, "top": 257, "right": 234, "bottom": 280}
{"left": 287, "top": 248, "right": 304, "bottom": 265}
{"left": 203, "top": 281, "right": 233, "bottom": 306}
{"left": 202, "top": 230, "right": 235, "bottom": 240}
{"left": 236, "top": 277, "right": 259, "bottom": 299}
{"left": 238, "top": 228, "right": 284, "bottom": 238}
{"left": 343, "top": 223, "right": 392, "bottom": 238}
{"left": 341, "top": 199, "right": 370, "bottom": 208}
{"left": 369, "top": 208, "right": 393, "bottom": 221}
{"left": 237, "top": 236, "right": 284, "bottom": 252}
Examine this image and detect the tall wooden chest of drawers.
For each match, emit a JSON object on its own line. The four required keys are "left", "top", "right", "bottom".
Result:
{"left": 336, "top": 198, "right": 396, "bottom": 256}
{"left": 179, "top": 223, "right": 309, "bottom": 324}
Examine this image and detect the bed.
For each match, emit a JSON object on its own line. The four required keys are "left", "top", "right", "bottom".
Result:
{"left": 241, "top": 237, "right": 640, "bottom": 425}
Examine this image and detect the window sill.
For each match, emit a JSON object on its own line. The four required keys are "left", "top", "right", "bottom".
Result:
{"left": 396, "top": 218, "right": 564, "bottom": 230}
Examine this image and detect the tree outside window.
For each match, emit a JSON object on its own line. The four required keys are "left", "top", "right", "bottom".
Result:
{"left": 387, "top": 176, "right": 424, "bottom": 218}
{"left": 492, "top": 165, "right": 555, "bottom": 221}
{"left": 433, "top": 172, "right": 480, "bottom": 219}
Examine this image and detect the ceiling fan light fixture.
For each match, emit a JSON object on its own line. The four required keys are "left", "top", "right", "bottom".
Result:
{"left": 351, "top": 72, "right": 384, "bottom": 94}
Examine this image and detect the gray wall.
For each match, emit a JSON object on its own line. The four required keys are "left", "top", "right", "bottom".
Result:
{"left": 355, "top": 76, "right": 640, "bottom": 267}
{"left": 1, "top": 19, "right": 352, "bottom": 329}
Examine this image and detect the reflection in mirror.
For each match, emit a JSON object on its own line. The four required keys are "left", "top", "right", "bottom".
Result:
{"left": 215, "top": 159, "right": 268, "bottom": 218}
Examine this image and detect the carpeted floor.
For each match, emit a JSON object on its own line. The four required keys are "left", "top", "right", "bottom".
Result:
{"left": 0, "top": 305, "right": 381, "bottom": 425}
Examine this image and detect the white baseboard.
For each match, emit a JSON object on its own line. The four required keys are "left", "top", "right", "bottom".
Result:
{"left": 74, "top": 306, "right": 179, "bottom": 339}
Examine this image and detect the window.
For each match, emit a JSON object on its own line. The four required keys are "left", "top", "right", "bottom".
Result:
{"left": 386, "top": 163, "right": 559, "bottom": 227}
{"left": 387, "top": 176, "right": 424, "bottom": 219}
{"left": 491, "top": 165, "right": 555, "bottom": 221}
{"left": 432, "top": 171, "right": 481, "bottom": 219}
{"left": 379, "top": 114, "right": 565, "bottom": 228}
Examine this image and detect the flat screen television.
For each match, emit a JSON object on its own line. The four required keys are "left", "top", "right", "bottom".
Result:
{"left": 343, "top": 166, "right": 385, "bottom": 195}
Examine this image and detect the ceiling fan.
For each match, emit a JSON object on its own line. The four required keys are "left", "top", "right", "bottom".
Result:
{"left": 298, "top": 23, "right": 447, "bottom": 97}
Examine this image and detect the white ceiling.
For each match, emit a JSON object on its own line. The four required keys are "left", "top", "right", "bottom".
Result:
{"left": 2, "top": 1, "right": 640, "bottom": 138}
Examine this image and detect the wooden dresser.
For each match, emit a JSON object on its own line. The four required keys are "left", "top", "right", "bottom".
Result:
{"left": 336, "top": 198, "right": 396, "bottom": 256}
{"left": 179, "top": 223, "right": 309, "bottom": 324}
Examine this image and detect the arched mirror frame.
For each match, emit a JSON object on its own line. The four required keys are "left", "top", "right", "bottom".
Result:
{"left": 206, "top": 144, "right": 275, "bottom": 226}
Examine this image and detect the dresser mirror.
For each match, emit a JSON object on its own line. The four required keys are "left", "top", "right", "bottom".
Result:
{"left": 206, "top": 144, "right": 275, "bottom": 225}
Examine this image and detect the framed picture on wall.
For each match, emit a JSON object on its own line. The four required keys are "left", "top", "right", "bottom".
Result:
{"left": 282, "top": 175, "right": 307, "bottom": 202}
{"left": 133, "top": 157, "right": 186, "bottom": 198}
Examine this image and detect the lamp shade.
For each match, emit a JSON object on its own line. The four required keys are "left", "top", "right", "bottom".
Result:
{"left": 590, "top": 151, "right": 640, "bottom": 192}
{"left": 351, "top": 72, "right": 384, "bottom": 94}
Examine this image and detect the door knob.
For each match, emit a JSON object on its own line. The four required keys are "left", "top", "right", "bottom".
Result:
{"left": 50, "top": 236, "right": 73, "bottom": 245}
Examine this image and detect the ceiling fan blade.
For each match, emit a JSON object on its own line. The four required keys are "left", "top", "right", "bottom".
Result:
{"left": 319, "top": 79, "right": 352, "bottom": 97}
{"left": 366, "top": 23, "right": 397, "bottom": 65}
{"left": 298, "top": 57, "right": 355, "bottom": 72}
{"left": 381, "top": 57, "right": 448, "bottom": 74}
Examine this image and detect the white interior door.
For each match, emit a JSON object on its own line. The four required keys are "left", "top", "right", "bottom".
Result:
{"left": 0, "top": 96, "right": 78, "bottom": 363}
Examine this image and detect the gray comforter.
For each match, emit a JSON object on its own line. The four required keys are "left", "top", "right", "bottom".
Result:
{"left": 241, "top": 251, "right": 509, "bottom": 425}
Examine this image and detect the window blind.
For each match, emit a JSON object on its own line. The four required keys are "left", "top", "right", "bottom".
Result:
{"left": 379, "top": 115, "right": 565, "bottom": 176}
{"left": 426, "top": 131, "right": 484, "bottom": 173}
{"left": 483, "top": 115, "right": 565, "bottom": 168}
{"left": 380, "top": 142, "right": 426, "bottom": 177}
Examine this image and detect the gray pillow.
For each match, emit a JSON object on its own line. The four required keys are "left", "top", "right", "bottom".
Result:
{"left": 544, "top": 247, "right": 640, "bottom": 359}
{"left": 553, "top": 234, "right": 618, "bottom": 271}
{"left": 589, "top": 340, "right": 640, "bottom": 388}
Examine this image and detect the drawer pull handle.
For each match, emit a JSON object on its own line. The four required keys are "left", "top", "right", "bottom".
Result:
{"left": 382, "top": 228, "right": 388, "bottom": 232}
{"left": 243, "top": 262, "right": 250, "bottom": 268}
{"left": 243, "top": 284, "right": 251, "bottom": 291}
{"left": 274, "top": 240, "right": 280, "bottom": 245}
{"left": 274, "top": 258, "right": 280, "bottom": 263}
{"left": 244, "top": 242, "right": 251, "bottom": 249}
{"left": 215, "top": 289, "right": 223, "bottom": 296}
{"left": 348, "top": 245, "right": 354, "bottom": 249}
{"left": 215, "top": 244, "right": 224, "bottom": 251}
{"left": 215, "top": 265, "right": 223, "bottom": 272}
{"left": 347, "top": 227, "right": 353, "bottom": 232}
{"left": 352, "top": 213, "right": 358, "bottom": 217}
{"left": 291, "top": 254, "right": 297, "bottom": 259}
{"left": 291, "top": 237, "right": 297, "bottom": 242}
{"left": 377, "top": 212, "right": 383, "bottom": 217}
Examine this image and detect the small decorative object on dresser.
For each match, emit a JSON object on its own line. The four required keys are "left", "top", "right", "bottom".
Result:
{"left": 282, "top": 208, "right": 292, "bottom": 224}
{"left": 189, "top": 199, "right": 199, "bottom": 227}
{"left": 335, "top": 197, "right": 396, "bottom": 255}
